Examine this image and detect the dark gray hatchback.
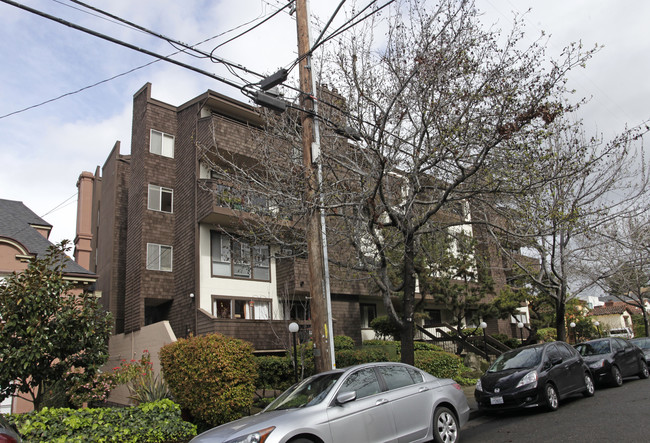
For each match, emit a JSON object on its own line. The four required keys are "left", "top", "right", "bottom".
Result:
{"left": 475, "top": 341, "right": 595, "bottom": 412}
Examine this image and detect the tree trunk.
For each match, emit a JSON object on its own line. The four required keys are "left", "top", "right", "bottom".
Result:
{"left": 556, "top": 302, "right": 567, "bottom": 342}
{"left": 401, "top": 236, "right": 417, "bottom": 365}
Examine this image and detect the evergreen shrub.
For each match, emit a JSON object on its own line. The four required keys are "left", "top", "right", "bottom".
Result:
{"left": 160, "top": 334, "right": 258, "bottom": 427}
{"left": 8, "top": 399, "right": 195, "bottom": 443}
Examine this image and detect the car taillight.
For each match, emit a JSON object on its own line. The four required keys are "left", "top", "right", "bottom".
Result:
{"left": 0, "top": 433, "right": 18, "bottom": 443}
{"left": 452, "top": 383, "right": 462, "bottom": 391}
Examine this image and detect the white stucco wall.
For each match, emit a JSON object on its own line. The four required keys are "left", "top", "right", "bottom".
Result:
{"left": 198, "top": 224, "right": 280, "bottom": 317}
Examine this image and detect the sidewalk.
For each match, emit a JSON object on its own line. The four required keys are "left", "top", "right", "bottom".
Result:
{"left": 462, "top": 385, "right": 482, "bottom": 420}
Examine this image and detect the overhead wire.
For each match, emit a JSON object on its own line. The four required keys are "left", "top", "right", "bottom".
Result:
{"left": 0, "top": 0, "right": 256, "bottom": 112}
{"left": 0, "top": 0, "right": 285, "bottom": 118}
{"left": 67, "top": 0, "right": 267, "bottom": 82}
{"left": 209, "top": 0, "right": 295, "bottom": 60}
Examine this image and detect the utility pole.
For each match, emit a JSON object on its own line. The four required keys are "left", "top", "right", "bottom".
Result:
{"left": 295, "top": 0, "right": 333, "bottom": 373}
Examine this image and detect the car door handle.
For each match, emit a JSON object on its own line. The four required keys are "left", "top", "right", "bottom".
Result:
{"left": 418, "top": 387, "right": 429, "bottom": 392}
{"left": 376, "top": 398, "right": 389, "bottom": 406}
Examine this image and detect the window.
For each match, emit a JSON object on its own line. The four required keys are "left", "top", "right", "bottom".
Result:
{"left": 360, "top": 303, "right": 377, "bottom": 328}
{"left": 424, "top": 309, "right": 442, "bottom": 327}
{"left": 148, "top": 184, "right": 173, "bottom": 213}
{"left": 378, "top": 365, "right": 416, "bottom": 390}
{"left": 212, "top": 297, "right": 271, "bottom": 320}
{"left": 147, "top": 243, "right": 172, "bottom": 271}
{"left": 210, "top": 231, "right": 270, "bottom": 281}
{"left": 150, "top": 129, "right": 174, "bottom": 158}
{"left": 339, "top": 368, "right": 381, "bottom": 400}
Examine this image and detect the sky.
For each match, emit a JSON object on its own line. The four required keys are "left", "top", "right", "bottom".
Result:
{"left": 1, "top": 0, "right": 649, "bottom": 249}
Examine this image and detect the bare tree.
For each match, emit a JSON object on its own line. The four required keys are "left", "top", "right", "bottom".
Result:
{"left": 481, "top": 122, "right": 649, "bottom": 342}
{"left": 315, "top": 0, "right": 595, "bottom": 363}
{"left": 581, "top": 216, "right": 650, "bottom": 337}
{"left": 199, "top": 0, "right": 596, "bottom": 365}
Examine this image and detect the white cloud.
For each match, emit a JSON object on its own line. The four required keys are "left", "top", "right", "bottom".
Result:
{"left": 1, "top": 0, "right": 649, "bottom": 249}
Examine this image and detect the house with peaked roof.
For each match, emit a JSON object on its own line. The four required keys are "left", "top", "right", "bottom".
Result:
{"left": 0, "top": 198, "right": 97, "bottom": 414}
{"left": 588, "top": 300, "right": 635, "bottom": 334}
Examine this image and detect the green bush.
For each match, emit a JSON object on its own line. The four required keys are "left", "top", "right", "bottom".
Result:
{"left": 491, "top": 333, "right": 520, "bottom": 349}
{"left": 414, "top": 341, "right": 444, "bottom": 352}
{"left": 255, "top": 355, "right": 294, "bottom": 393}
{"left": 414, "top": 350, "right": 465, "bottom": 380}
{"left": 537, "top": 328, "right": 557, "bottom": 342}
{"left": 370, "top": 316, "right": 402, "bottom": 340}
{"left": 334, "top": 335, "right": 355, "bottom": 351}
{"left": 336, "top": 347, "right": 393, "bottom": 368}
{"left": 8, "top": 399, "right": 195, "bottom": 443}
{"left": 160, "top": 334, "right": 258, "bottom": 427}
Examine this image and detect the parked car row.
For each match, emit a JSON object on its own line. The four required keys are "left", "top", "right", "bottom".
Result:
{"left": 474, "top": 338, "right": 649, "bottom": 414}
{"left": 191, "top": 362, "right": 471, "bottom": 443}
{"left": 575, "top": 337, "right": 648, "bottom": 386}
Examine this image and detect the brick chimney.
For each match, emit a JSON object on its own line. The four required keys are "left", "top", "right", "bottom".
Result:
{"left": 74, "top": 171, "right": 95, "bottom": 270}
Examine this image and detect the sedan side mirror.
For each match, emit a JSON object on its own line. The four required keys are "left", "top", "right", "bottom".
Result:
{"left": 335, "top": 391, "right": 357, "bottom": 405}
{"left": 551, "top": 357, "right": 563, "bottom": 366}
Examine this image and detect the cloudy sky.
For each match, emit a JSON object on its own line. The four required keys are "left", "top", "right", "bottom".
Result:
{"left": 1, "top": 0, "right": 649, "bottom": 248}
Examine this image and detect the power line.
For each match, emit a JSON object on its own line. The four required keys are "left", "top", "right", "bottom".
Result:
{"left": 1, "top": 0, "right": 250, "bottom": 93}
{"left": 67, "top": 0, "right": 266, "bottom": 80}
{"left": 209, "top": 0, "right": 295, "bottom": 60}
{"left": 0, "top": 60, "right": 159, "bottom": 119}
{"left": 1, "top": 0, "right": 287, "bottom": 119}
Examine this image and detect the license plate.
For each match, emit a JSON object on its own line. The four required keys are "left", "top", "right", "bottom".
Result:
{"left": 490, "top": 396, "right": 504, "bottom": 405}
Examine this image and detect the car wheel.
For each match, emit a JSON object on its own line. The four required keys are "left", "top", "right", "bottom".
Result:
{"left": 611, "top": 365, "right": 623, "bottom": 387}
{"left": 582, "top": 372, "right": 595, "bottom": 397}
{"left": 288, "top": 438, "right": 316, "bottom": 443}
{"left": 544, "top": 383, "right": 559, "bottom": 412}
{"left": 433, "top": 406, "right": 459, "bottom": 443}
{"left": 639, "top": 362, "right": 649, "bottom": 379}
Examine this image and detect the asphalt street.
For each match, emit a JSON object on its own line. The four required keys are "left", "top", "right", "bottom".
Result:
{"left": 460, "top": 377, "right": 650, "bottom": 442}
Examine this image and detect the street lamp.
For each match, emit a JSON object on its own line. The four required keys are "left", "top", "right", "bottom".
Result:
{"left": 289, "top": 322, "right": 300, "bottom": 384}
{"left": 594, "top": 321, "right": 601, "bottom": 338}
{"left": 479, "top": 321, "right": 488, "bottom": 360}
{"left": 517, "top": 322, "right": 524, "bottom": 344}
{"left": 570, "top": 321, "right": 576, "bottom": 344}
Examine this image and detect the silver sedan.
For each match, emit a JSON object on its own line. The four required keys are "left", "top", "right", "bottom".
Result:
{"left": 191, "top": 361, "right": 470, "bottom": 443}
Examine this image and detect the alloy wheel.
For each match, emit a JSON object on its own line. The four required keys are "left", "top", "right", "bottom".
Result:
{"left": 434, "top": 407, "right": 459, "bottom": 443}
{"left": 545, "top": 384, "right": 559, "bottom": 411}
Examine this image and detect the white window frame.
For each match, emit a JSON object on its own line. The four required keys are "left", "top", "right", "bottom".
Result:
{"left": 150, "top": 129, "right": 175, "bottom": 158}
{"left": 147, "top": 243, "right": 173, "bottom": 272}
{"left": 212, "top": 297, "right": 272, "bottom": 320}
{"left": 148, "top": 184, "right": 173, "bottom": 213}
{"left": 210, "top": 231, "right": 270, "bottom": 281}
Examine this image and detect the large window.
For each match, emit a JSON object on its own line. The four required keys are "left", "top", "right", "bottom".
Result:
{"left": 148, "top": 184, "right": 173, "bottom": 213}
{"left": 150, "top": 129, "right": 174, "bottom": 158}
{"left": 211, "top": 231, "right": 270, "bottom": 281}
{"left": 213, "top": 297, "right": 271, "bottom": 320}
{"left": 147, "top": 243, "right": 173, "bottom": 271}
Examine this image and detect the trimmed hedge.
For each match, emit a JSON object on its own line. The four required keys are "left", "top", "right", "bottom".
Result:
{"left": 414, "top": 350, "right": 465, "bottom": 380}
{"left": 160, "top": 334, "right": 258, "bottom": 427}
{"left": 8, "top": 399, "right": 195, "bottom": 443}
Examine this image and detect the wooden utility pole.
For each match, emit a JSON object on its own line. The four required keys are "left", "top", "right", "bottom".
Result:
{"left": 295, "top": 0, "right": 333, "bottom": 373}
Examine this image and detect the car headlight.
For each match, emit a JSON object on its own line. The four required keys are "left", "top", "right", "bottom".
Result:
{"left": 475, "top": 379, "right": 483, "bottom": 392}
{"left": 516, "top": 371, "right": 538, "bottom": 389}
{"left": 224, "top": 427, "right": 275, "bottom": 443}
{"left": 589, "top": 360, "right": 605, "bottom": 370}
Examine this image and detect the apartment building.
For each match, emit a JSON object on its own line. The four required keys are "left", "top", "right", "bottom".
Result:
{"left": 75, "top": 83, "right": 519, "bottom": 359}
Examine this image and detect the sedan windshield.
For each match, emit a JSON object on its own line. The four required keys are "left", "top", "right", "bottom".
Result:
{"left": 488, "top": 347, "right": 543, "bottom": 372}
{"left": 265, "top": 372, "right": 343, "bottom": 411}
{"left": 576, "top": 341, "right": 611, "bottom": 356}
